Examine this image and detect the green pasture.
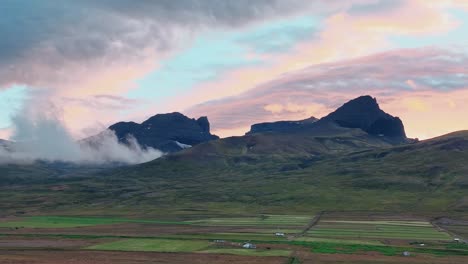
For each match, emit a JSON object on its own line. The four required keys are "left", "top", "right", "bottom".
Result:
{"left": 187, "top": 214, "right": 311, "bottom": 226}
{"left": 169, "top": 232, "right": 289, "bottom": 241}
{"left": 87, "top": 238, "right": 291, "bottom": 257}
{"left": 87, "top": 238, "right": 210, "bottom": 252}
{"left": 0, "top": 216, "right": 186, "bottom": 228}
{"left": 306, "top": 220, "right": 451, "bottom": 241}
{"left": 200, "top": 248, "right": 291, "bottom": 257}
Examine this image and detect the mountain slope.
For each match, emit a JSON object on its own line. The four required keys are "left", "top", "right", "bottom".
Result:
{"left": 86, "top": 130, "right": 467, "bottom": 215}
{"left": 1, "top": 132, "right": 467, "bottom": 216}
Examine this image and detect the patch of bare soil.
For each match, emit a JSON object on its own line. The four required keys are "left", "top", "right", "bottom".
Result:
{"left": 432, "top": 217, "right": 468, "bottom": 239}
{"left": 0, "top": 250, "right": 287, "bottom": 264}
{"left": 0, "top": 237, "right": 99, "bottom": 249}
{"left": 0, "top": 223, "right": 243, "bottom": 237}
{"left": 295, "top": 251, "right": 468, "bottom": 264}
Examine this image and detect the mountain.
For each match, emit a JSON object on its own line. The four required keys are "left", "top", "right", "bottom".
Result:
{"left": 177, "top": 96, "right": 412, "bottom": 161}
{"left": 247, "top": 95, "right": 409, "bottom": 143}
{"left": 246, "top": 117, "right": 318, "bottom": 135}
{"left": 317, "top": 95, "right": 407, "bottom": 142}
{"left": 90, "top": 113, "right": 219, "bottom": 153}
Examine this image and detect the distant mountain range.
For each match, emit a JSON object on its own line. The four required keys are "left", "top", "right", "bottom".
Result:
{"left": 1, "top": 95, "right": 410, "bottom": 155}
{"left": 83, "top": 95, "right": 411, "bottom": 155}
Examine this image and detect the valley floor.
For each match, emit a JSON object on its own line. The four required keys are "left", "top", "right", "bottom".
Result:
{"left": 0, "top": 212, "right": 467, "bottom": 263}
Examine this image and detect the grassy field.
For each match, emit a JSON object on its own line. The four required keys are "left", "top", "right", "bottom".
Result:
{"left": 87, "top": 238, "right": 210, "bottom": 252}
{"left": 295, "top": 241, "right": 468, "bottom": 256}
{"left": 305, "top": 220, "right": 451, "bottom": 241}
{"left": 0, "top": 216, "right": 186, "bottom": 228}
{"left": 169, "top": 233, "right": 289, "bottom": 241}
{"left": 87, "top": 238, "right": 292, "bottom": 257}
{"left": 293, "top": 237, "right": 384, "bottom": 245}
{"left": 200, "top": 248, "right": 291, "bottom": 257}
{"left": 187, "top": 215, "right": 311, "bottom": 226}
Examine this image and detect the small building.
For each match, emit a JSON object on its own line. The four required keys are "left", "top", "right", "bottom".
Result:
{"left": 242, "top": 243, "right": 257, "bottom": 249}
{"left": 454, "top": 238, "right": 461, "bottom": 243}
{"left": 275, "top": 232, "right": 285, "bottom": 237}
{"left": 402, "top": 251, "right": 411, "bottom": 257}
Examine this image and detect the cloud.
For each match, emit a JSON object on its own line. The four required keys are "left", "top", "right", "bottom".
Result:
{"left": 172, "top": 0, "right": 460, "bottom": 114}
{"left": 0, "top": 90, "right": 162, "bottom": 164}
{"left": 264, "top": 103, "right": 325, "bottom": 116}
{"left": 0, "top": 0, "right": 334, "bottom": 90}
{"left": 0, "top": 0, "right": 465, "bottom": 140}
{"left": 186, "top": 47, "right": 468, "bottom": 138}
{"left": 0, "top": 0, "right": 416, "bottom": 91}
{"left": 0, "top": 0, "right": 352, "bottom": 139}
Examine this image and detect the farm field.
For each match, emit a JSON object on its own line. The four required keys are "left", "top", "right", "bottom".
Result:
{"left": 87, "top": 238, "right": 211, "bottom": 252}
{"left": 304, "top": 220, "right": 451, "bottom": 241}
{"left": 187, "top": 215, "right": 311, "bottom": 227}
{"left": 0, "top": 250, "right": 288, "bottom": 264}
{"left": 1, "top": 213, "right": 467, "bottom": 263}
{"left": 0, "top": 216, "right": 186, "bottom": 228}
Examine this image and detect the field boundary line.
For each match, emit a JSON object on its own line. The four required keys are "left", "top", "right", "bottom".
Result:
{"left": 290, "top": 211, "right": 324, "bottom": 239}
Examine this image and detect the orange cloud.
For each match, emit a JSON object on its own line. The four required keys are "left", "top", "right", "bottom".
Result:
{"left": 402, "top": 98, "right": 430, "bottom": 112}
{"left": 381, "top": 88, "right": 468, "bottom": 139}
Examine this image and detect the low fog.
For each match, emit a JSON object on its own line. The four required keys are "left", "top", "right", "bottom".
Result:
{"left": 0, "top": 94, "right": 162, "bottom": 165}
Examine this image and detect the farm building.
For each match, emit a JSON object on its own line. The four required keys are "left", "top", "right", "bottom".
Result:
{"left": 242, "top": 243, "right": 256, "bottom": 249}
{"left": 275, "top": 232, "right": 285, "bottom": 237}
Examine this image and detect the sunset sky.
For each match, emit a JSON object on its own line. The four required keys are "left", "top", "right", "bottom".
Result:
{"left": 0, "top": 0, "right": 467, "bottom": 140}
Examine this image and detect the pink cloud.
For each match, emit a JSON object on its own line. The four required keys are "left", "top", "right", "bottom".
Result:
{"left": 0, "top": 127, "right": 12, "bottom": 140}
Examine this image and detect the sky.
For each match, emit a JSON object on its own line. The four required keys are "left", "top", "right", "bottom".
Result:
{"left": 0, "top": 0, "right": 467, "bottom": 141}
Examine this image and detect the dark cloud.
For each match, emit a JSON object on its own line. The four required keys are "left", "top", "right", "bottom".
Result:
{"left": 0, "top": 0, "right": 325, "bottom": 89}
{"left": 0, "top": 0, "right": 398, "bottom": 89}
